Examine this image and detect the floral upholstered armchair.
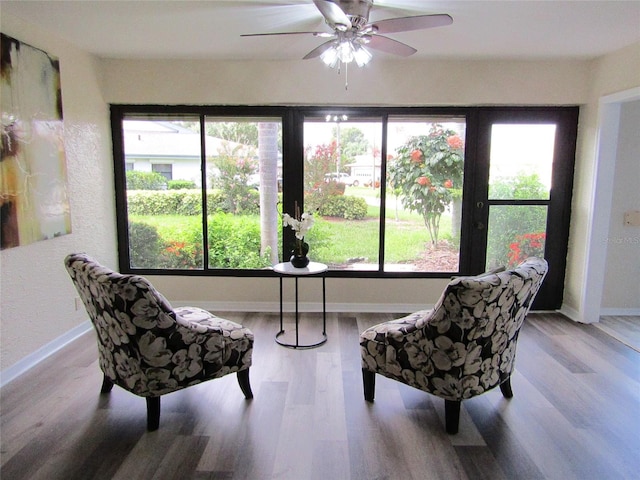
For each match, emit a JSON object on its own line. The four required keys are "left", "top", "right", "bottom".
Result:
{"left": 65, "top": 253, "right": 254, "bottom": 431}
{"left": 360, "top": 257, "right": 548, "bottom": 434}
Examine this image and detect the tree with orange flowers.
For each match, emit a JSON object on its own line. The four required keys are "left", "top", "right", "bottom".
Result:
{"left": 388, "top": 124, "right": 464, "bottom": 246}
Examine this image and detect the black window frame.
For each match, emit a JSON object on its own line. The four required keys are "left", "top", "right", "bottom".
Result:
{"left": 111, "top": 104, "right": 577, "bottom": 308}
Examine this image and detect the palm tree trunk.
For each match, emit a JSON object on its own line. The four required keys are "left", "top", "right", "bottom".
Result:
{"left": 258, "top": 123, "right": 280, "bottom": 265}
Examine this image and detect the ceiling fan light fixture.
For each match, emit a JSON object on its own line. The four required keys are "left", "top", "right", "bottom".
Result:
{"left": 320, "top": 38, "right": 371, "bottom": 68}
{"left": 320, "top": 45, "right": 340, "bottom": 67}
{"left": 337, "top": 40, "right": 354, "bottom": 63}
{"left": 353, "top": 45, "right": 372, "bottom": 67}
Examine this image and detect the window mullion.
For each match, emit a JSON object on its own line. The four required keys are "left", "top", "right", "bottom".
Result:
{"left": 378, "top": 115, "right": 388, "bottom": 272}
{"left": 200, "top": 114, "right": 209, "bottom": 270}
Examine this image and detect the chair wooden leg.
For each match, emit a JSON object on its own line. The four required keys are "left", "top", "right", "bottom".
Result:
{"left": 500, "top": 377, "right": 514, "bottom": 398}
{"left": 100, "top": 374, "right": 114, "bottom": 393}
{"left": 146, "top": 397, "right": 160, "bottom": 431}
{"left": 237, "top": 368, "right": 253, "bottom": 399}
{"left": 362, "top": 369, "right": 376, "bottom": 402}
{"left": 445, "top": 400, "right": 461, "bottom": 434}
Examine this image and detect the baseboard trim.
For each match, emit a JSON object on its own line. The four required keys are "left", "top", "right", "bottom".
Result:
{"left": 558, "top": 305, "right": 584, "bottom": 323}
{"left": 600, "top": 308, "right": 640, "bottom": 316}
{"left": 0, "top": 320, "right": 93, "bottom": 389}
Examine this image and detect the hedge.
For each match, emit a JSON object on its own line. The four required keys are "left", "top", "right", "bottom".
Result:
{"left": 317, "top": 195, "right": 368, "bottom": 220}
{"left": 168, "top": 179, "right": 197, "bottom": 190}
{"left": 126, "top": 189, "right": 260, "bottom": 216}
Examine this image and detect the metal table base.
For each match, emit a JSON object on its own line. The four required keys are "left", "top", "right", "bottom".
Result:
{"left": 274, "top": 262, "right": 327, "bottom": 349}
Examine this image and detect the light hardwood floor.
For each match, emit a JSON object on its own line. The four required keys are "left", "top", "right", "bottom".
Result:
{"left": 1, "top": 312, "right": 639, "bottom": 479}
{"left": 595, "top": 315, "right": 640, "bottom": 352}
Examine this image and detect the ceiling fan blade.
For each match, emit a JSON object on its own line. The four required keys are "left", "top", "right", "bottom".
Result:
{"left": 367, "top": 35, "right": 417, "bottom": 57}
{"left": 303, "top": 40, "right": 336, "bottom": 59}
{"left": 241, "top": 31, "right": 328, "bottom": 37}
{"left": 372, "top": 14, "right": 453, "bottom": 34}
{"left": 313, "top": 0, "right": 352, "bottom": 30}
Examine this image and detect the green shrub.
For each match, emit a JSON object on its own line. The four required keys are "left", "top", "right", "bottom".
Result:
{"left": 159, "top": 240, "right": 203, "bottom": 269}
{"left": 126, "top": 171, "right": 167, "bottom": 190}
{"left": 326, "top": 181, "right": 346, "bottom": 195}
{"left": 302, "top": 217, "right": 334, "bottom": 260}
{"left": 236, "top": 188, "right": 260, "bottom": 216}
{"left": 127, "top": 190, "right": 188, "bottom": 216}
{"left": 128, "top": 221, "right": 162, "bottom": 268}
{"left": 343, "top": 196, "right": 368, "bottom": 220}
{"left": 128, "top": 214, "right": 273, "bottom": 269}
{"left": 206, "top": 190, "right": 225, "bottom": 214}
{"left": 212, "top": 187, "right": 260, "bottom": 215}
{"left": 176, "top": 191, "right": 203, "bottom": 216}
{"left": 317, "top": 195, "right": 368, "bottom": 220}
{"left": 489, "top": 173, "right": 547, "bottom": 200}
{"left": 486, "top": 173, "right": 548, "bottom": 269}
{"left": 158, "top": 220, "right": 203, "bottom": 269}
{"left": 204, "top": 188, "right": 259, "bottom": 215}
{"left": 168, "top": 179, "right": 196, "bottom": 190}
{"left": 209, "top": 147, "right": 259, "bottom": 215}
{"left": 207, "top": 213, "right": 272, "bottom": 268}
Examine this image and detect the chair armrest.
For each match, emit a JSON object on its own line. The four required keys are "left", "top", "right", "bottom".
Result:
{"left": 173, "top": 306, "right": 254, "bottom": 347}
{"left": 174, "top": 306, "right": 226, "bottom": 334}
{"left": 361, "top": 309, "right": 433, "bottom": 343}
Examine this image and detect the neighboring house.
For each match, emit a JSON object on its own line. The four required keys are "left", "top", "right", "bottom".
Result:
{"left": 123, "top": 120, "right": 252, "bottom": 186}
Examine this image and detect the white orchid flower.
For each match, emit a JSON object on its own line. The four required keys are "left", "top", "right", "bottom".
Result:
{"left": 283, "top": 210, "right": 313, "bottom": 240}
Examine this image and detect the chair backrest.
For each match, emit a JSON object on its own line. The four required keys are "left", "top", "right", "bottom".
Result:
{"left": 64, "top": 253, "right": 178, "bottom": 394}
{"left": 422, "top": 257, "right": 548, "bottom": 387}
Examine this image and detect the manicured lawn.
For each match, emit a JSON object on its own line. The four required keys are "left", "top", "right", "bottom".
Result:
{"left": 305, "top": 213, "right": 454, "bottom": 265}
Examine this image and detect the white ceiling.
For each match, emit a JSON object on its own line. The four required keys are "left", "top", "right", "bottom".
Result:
{"left": 2, "top": 0, "right": 639, "bottom": 62}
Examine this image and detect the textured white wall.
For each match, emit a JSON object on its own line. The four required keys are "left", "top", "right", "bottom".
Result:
{"left": 0, "top": 14, "right": 116, "bottom": 371}
{"left": 602, "top": 100, "right": 640, "bottom": 309}
{"left": 100, "top": 57, "right": 590, "bottom": 106}
{"left": 561, "top": 43, "right": 640, "bottom": 321}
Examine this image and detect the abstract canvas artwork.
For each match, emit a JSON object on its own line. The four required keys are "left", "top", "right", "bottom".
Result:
{"left": 1, "top": 33, "right": 71, "bottom": 250}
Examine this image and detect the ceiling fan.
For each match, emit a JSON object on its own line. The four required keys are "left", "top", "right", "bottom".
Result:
{"left": 241, "top": 0, "right": 453, "bottom": 67}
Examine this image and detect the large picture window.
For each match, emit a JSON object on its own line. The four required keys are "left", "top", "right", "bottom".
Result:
{"left": 111, "top": 105, "right": 578, "bottom": 309}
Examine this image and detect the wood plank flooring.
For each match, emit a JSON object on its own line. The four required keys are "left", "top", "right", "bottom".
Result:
{"left": 1, "top": 312, "right": 639, "bottom": 479}
{"left": 595, "top": 315, "right": 640, "bottom": 352}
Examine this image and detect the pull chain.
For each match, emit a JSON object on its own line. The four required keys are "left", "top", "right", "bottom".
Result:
{"left": 336, "top": 61, "right": 349, "bottom": 90}
{"left": 345, "top": 61, "right": 348, "bottom": 90}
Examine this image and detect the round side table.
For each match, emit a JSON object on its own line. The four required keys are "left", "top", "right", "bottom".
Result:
{"left": 273, "top": 261, "right": 328, "bottom": 349}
